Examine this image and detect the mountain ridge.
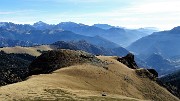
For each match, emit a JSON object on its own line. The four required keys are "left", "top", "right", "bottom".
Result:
{"left": 0, "top": 27, "right": 120, "bottom": 49}
{"left": 0, "top": 21, "right": 157, "bottom": 47}
{"left": 127, "top": 26, "right": 180, "bottom": 75}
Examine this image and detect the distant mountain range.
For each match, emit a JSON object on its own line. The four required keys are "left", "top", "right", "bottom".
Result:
{"left": 51, "top": 22, "right": 157, "bottom": 47}
{"left": 128, "top": 26, "right": 180, "bottom": 76}
{"left": 0, "top": 21, "right": 157, "bottom": 47}
{"left": 0, "top": 37, "right": 34, "bottom": 47}
{"left": 0, "top": 27, "right": 119, "bottom": 49}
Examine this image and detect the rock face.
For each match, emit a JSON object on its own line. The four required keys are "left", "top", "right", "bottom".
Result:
{"left": 117, "top": 53, "right": 138, "bottom": 69}
{"left": 147, "top": 69, "right": 158, "bottom": 78}
{"left": 117, "top": 53, "right": 158, "bottom": 80}
{"left": 29, "top": 49, "right": 106, "bottom": 75}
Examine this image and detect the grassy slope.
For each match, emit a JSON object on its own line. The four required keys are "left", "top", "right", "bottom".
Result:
{"left": 0, "top": 56, "right": 178, "bottom": 101}
{"left": 0, "top": 45, "right": 54, "bottom": 56}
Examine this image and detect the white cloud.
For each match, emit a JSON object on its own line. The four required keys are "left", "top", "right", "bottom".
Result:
{"left": 133, "top": 1, "right": 180, "bottom": 13}
{"left": 68, "top": 0, "right": 180, "bottom": 30}
{"left": 0, "top": 11, "right": 17, "bottom": 15}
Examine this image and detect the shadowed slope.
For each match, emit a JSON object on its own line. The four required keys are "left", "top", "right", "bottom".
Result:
{"left": 29, "top": 49, "right": 106, "bottom": 75}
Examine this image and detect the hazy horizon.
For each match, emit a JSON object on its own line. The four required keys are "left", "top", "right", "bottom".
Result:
{"left": 1, "top": 0, "right": 180, "bottom": 30}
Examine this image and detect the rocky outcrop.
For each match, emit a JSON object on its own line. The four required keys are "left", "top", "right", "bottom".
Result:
{"left": 135, "top": 68, "right": 157, "bottom": 80}
{"left": 29, "top": 49, "right": 106, "bottom": 75}
{"left": 147, "top": 69, "right": 158, "bottom": 78}
{"left": 117, "top": 53, "right": 158, "bottom": 80}
{"left": 117, "top": 53, "right": 138, "bottom": 69}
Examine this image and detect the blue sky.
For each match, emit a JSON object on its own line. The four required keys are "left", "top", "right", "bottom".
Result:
{"left": 0, "top": 0, "right": 180, "bottom": 30}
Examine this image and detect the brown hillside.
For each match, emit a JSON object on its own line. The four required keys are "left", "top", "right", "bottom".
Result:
{"left": 0, "top": 50, "right": 179, "bottom": 101}
{"left": 0, "top": 45, "right": 54, "bottom": 56}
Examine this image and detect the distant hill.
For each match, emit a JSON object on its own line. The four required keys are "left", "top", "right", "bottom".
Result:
{"left": 0, "top": 40, "right": 129, "bottom": 57}
{"left": 145, "top": 53, "right": 177, "bottom": 75}
{"left": 159, "top": 70, "right": 180, "bottom": 98}
{"left": 136, "top": 27, "right": 159, "bottom": 35}
{"left": 0, "top": 37, "right": 34, "bottom": 47}
{"left": 92, "top": 24, "right": 115, "bottom": 29}
{"left": 0, "top": 45, "right": 53, "bottom": 56}
{"left": 52, "top": 40, "right": 129, "bottom": 56}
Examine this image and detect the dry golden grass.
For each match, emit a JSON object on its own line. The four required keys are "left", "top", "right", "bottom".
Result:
{"left": 0, "top": 45, "right": 54, "bottom": 56}
{"left": 0, "top": 56, "right": 179, "bottom": 101}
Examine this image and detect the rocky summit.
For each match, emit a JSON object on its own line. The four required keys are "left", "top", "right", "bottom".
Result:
{"left": 117, "top": 53, "right": 139, "bottom": 69}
